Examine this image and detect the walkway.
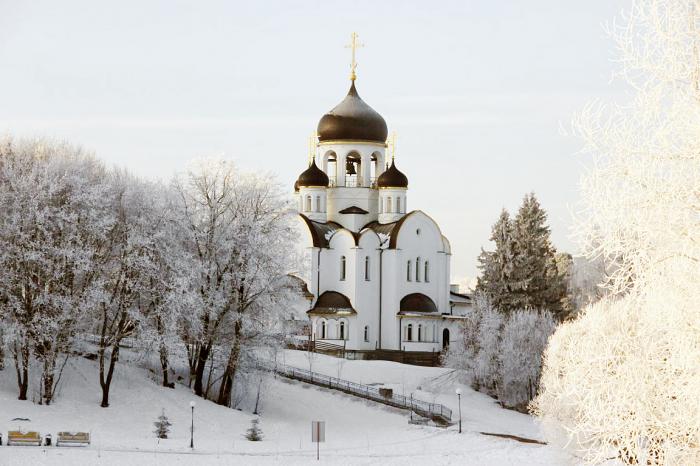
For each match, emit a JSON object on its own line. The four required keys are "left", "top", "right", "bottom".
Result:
{"left": 259, "top": 360, "right": 452, "bottom": 424}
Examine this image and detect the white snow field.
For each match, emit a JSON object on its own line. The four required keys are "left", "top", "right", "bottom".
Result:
{"left": 0, "top": 350, "right": 576, "bottom": 465}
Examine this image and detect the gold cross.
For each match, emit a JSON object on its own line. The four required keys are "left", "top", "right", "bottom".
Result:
{"left": 345, "top": 32, "right": 364, "bottom": 81}
{"left": 388, "top": 131, "right": 397, "bottom": 161}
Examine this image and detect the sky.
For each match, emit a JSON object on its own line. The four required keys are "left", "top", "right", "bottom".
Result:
{"left": 0, "top": 0, "right": 628, "bottom": 284}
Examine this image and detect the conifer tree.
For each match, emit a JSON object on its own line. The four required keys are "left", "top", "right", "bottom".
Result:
{"left": 511, "top": 193, "right": 568, "bottom": 317}
{"left": 245, "top": 418, "right": 263, "bottom": 441}
{"left": 477, "top": 194, "right": 569, "bottom": 318}
{"left": 476, "top": 209, "right": 517, "bottom": 311}
{"left": 153, "top": 409, "right": 172, "bottom": 439}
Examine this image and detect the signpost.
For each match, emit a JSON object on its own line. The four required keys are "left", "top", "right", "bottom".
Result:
{"left": 311, "top": 421, "right": 325, "bottom": 460}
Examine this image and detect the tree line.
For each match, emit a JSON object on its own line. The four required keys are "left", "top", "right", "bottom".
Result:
{"left": 0, "top": 138, "right": 299, "bottom": 408}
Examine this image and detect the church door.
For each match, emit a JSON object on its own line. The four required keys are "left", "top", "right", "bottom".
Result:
{"left": 442, "top": 328, "right": 450, "bottom": 350}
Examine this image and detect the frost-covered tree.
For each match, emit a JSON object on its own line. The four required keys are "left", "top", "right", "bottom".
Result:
{"left": 172, "top": 159, "right": 299, "bottom": 405}
{"left": 445, "top": 295, "right": 556, "bottom": 409}
{"left": 497, "top": 310, "right": 556, "bottom": 409}
{"left": 88, "top": 172, "right": 170, "bottom": 407}
{"left": 0, "top": 138, "right": 110, "bottom": 404}
{"left": 532, "top": 1, "right": 700, "bottom": 463}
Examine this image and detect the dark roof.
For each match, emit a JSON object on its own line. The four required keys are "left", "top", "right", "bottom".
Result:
{"left": 307, "top": 291, "right": 357, "bottom": 315}
{"left": 297, "top": 160, "right": 329, "bottom": 188}
{"left": 298, "top": 214, "right": 348, "bottom": 248}
{"left": 362, "top": 213, "right": 411, "bottom": 248}
{"left": 377, "top": 160, "right": 408, "bottom": 188}
{"left": 339, "top": 206, "right": 369, "bottom": 215}
{"left": 398, "top": 293, "right": 439, "bottom": 314}
{"left": 286, "top": 274, "right": 314, "bottom": 299}
{"left": 317, "top": 82, "right": 388, "bottom": 143}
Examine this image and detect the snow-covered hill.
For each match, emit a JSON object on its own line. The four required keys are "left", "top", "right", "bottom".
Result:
{"left": 0, "top": 351, "right": 575, "bottom": 465}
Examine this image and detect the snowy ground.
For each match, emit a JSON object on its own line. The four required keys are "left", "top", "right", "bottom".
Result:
{"left": 0, "top": 351, "right": 580, "bottom": 465}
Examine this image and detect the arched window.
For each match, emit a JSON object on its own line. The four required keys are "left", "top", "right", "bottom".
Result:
{"left": 418, "top": 324, "right": 423, "bottom": 342}
{"left": 396, "top": 197, "right": 401, "bottom": 213}
{"left": 424, "top": 261, "right": 430, "bottom": 283}
{"left": 364, "top": 256, "right": 370, "bottom": 281}
{"left": 406, "top": 260, "right": 412, "bottom": 282}
{"left": 340, "top": 256, "right": 346, "bottom": 281}
{"left": 364, "top": 325, "right": 369, "bottom": 342}
{"left": 416, "top": 257, "right": 421, "bottom": 282}
{"left": 320, "top": 320, "right": 326, "bottom": 339}
{"left": 339, "top": 321, "right": 346, "bottom": 340}
{"left": 386, "top": 196, "right": 392, "bottom": 213}
{"left": 315, "top": 195, "right": 321, "bottom": 212}
{"left": 305, "top": 195, "right": 312, "bottom": 212}
{"left": 406, "top": 324, "right": 413, "bottom": 341}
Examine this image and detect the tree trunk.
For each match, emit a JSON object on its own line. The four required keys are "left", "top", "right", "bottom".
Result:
{"left": 193, "top": 343, "right": 211, "bottom": 397}
{"left": 217, "top": 319, "right": 242, "bottom": 407}
{"left": 13, "top": 339, "right": 29, "bottom": 401}
{"left": 99, "top": 344, "right": 120, "bottom": 408}
{"left": 159, "top": 343, "right": 170, "bottom": 387}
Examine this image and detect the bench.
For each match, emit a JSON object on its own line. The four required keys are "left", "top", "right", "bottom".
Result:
{"left": 56, "top": 431, "right": 90, "bottom": 446}
{"left": 7, "top": 431, "right": 42, "bottom": 446}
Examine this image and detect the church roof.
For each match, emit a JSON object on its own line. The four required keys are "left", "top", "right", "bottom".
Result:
{"left": 377, "top": 160, "right": 408, "bottom": 189}
{"left": 307, "top": 291, "right": 357, "bottom": 316}
{"left": 397, "top": 293, "right": 439, "bottom": 315}
{"left": 339, "top": 206, "right": 369, "bottom": 215}
{"left": 297, "top": 160, "right": 329, "bottom": 188}
{"left": 317, "top": 82, "right": 388, "bottom": 143}
{"left": 299, "top": 214, "right": 347, "bottom": 248}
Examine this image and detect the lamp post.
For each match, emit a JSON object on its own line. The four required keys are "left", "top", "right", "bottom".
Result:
{"left": 455, "top": 388, "right": 462, "bottom": 434}
{"left": 189, "top": 400, "right": 196, "bottom": 448}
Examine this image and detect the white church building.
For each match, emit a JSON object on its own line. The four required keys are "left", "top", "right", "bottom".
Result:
{"left": 294, "top": 57, "right": 469, "bottom": 359}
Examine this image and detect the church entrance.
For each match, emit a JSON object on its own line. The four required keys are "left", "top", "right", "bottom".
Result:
{"left": 442, "top": 328, "right": 450, "bottom": 350}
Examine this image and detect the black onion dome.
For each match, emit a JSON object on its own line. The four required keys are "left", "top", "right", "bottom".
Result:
{"left": 377, "top": 160, "right": 408, "bottom": 188}
{"left": 294, "top": 179, "right": 299, "bottom": 192}
{"left": 296, "top": 160, "right": 329, "bottom": 188}
{"left": 317, "top": 82, "right": 388, "bottom": 143}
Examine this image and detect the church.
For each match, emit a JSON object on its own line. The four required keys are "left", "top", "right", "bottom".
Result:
{"left": 294, "top": 35, "right": 469, "bottom": 359}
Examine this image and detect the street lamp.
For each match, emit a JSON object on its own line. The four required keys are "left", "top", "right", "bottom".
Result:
{"left": 189, "top": 400, "right": 196, "bottom": 448}
{"left": 455, "top": 388, "right": 462, "bottom": 434}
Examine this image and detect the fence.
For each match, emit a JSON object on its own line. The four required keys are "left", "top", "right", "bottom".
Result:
{"left": 260, "top": 360, "right": 452, "bottom": 423}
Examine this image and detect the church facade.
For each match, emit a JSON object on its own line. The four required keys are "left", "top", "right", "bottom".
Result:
{"left": 295, "top": 65, "right": 466, "bottom": 355}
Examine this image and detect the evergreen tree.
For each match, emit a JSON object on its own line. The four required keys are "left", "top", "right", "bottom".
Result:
{"left": 477, "top": 194, "right": 569, "bottom": 318}
{"left": 153, "top": 409, "right": 172, "bottom": 439}
{"left": 476, "top": 209, "right": 518, "bottom": 311}
{"left": 511, "top": 193, "right": 568, "bottom": 317}
{"left": 245, "top": 418, "right": 263, "bottom": 441}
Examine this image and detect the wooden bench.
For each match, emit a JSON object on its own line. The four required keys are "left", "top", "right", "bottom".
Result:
{"left": 7, "top": 431, "right": 42, "bottom": 446}
{"left": 56, "top": 431, "right": 90, "bottom": 446}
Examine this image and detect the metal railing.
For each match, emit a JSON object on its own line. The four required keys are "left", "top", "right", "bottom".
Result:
{"left": 259, "top": 360, "right": 452, "bottom": 423}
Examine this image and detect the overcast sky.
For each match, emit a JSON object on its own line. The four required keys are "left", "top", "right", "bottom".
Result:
{"left": 0, "top": 0, "right": 628, "bottom": 284}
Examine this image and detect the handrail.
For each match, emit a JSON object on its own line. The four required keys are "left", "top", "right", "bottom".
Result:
{"left": 258, "top": 360, "right": 452, "bottom": 423}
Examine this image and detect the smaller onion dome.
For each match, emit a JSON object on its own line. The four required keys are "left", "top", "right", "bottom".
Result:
{"left": 296, "top": 160, "right": 329, "bottom": 188}
{"left": 294, "top": 179, "right": 299, "bottom": 192}
{"left": 377, "top": 160, "right": 408, "bottom": 188}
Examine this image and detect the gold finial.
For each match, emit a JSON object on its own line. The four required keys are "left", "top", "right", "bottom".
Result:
{"left": 345, "top": 32, "right": 364, "bottom": 81}
{"left": 308, "top": 132, "right": 317, "bottom": 165}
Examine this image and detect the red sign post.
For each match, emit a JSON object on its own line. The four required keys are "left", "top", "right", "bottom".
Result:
{"left": 311, "top": 421, "right": 325, "bottom": 460}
